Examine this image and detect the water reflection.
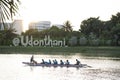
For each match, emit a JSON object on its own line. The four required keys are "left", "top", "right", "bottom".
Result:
{"left": 0, "top": 54, "right": 120, "bottom": 80}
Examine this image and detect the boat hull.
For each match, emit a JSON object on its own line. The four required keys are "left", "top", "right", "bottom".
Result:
{"left": 22, "top": 62, "right": 88, "bottom": 68}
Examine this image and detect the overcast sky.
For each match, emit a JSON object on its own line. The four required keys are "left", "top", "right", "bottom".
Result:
{"left": 16, "top": 0, "right": 120, "bottom": 31}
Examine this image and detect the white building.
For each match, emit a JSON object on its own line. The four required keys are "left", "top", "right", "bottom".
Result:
{"left": 29, "top": 21, "right": 51, "bottom": 31}
{"left": 52, "top": 24, "right": 64, "bottom": 29}
{"left": 0, "top": 20, "right": 23, "bottom": 35}
{"left": 12, "top": 20, "right": 23, "bottom": 35}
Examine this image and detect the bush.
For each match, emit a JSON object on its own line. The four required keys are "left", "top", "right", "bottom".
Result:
{"left": 106, "top": 40, "right": 112, "bottom": 46}
{"left": 79, "top": 36, "right": 87, "bottom": 46}
{"left": 68, "top": 36, "right": 77, "bottom": 46}
{"left": 89, "top": 39, "right": 100, "bottom": 46}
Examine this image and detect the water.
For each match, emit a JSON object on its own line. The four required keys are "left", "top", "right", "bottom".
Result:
{"left": 0, "top": 54, "right": 120, "bottom": 80}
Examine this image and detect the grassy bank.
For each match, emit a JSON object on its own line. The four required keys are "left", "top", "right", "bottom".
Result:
{"left": 0, "top": 46, "right": 120, "bottom": 57}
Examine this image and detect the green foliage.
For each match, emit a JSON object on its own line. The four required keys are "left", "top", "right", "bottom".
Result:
{"left": 99, "top": 39, "right": 105, "bottom": 46}
{"left": 0, "top": 0, "right": 21, "bottom": 29}
{"left": 111, "top": 12, "right": 120, "bottom": 26}
{"left": 111, "top": 23, "right": 120, "bottom": 46}
{"left": 0, "top": 28, "right": 18, "bottom": 45}
{"left": 47, "top": 26, "right": 64, "bottom": 38}
{"left": 2, "top": 12, "right": 120, "bottom": 46}
{"left": 79, "top": 12, "right": 120, "bottom": 46}
{"left": 118, "top": 41, "right": 120, "bottom": 45}
{"left": 88, "top": 33, "right": 96, "bottom": 39}
{"left": 79, "top": 36, "right": 87, "bottom": 46}
{"left": 91, "top": 39, "right": 100, "bottom": 46}
{"left": 87, "top": 33, "right": 99, "bottom": 46}
{"left": 63, "top": 20, "right": 73, "bottom": 32}
{"left": 22, "top": 12, "right": 120, "bottom": 46}
{"left": 105, "top": 40, "right": 112, "bottom": 46}
{"left": 68, "top": 36, "right": 77, "bottom": 46}
{"left": 80, "top": 17, "right": 103, "bottom": 37}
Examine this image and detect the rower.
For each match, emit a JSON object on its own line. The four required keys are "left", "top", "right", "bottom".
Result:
{"left": 53, "top": 59, "right": 58, "bottom": 64}
{"left": 41, "top": 59, "right": 45, "bottom": 64}
{"left": 65, "top": 60, "right": 70, "bottom": 65}
{"left": 41, "top": 59, "right": 49, "bottom": 64}
{"left": 30, "top": 55, "right": 37, "bottom": 64}
{"left": 30, "top": 55, "right": 34, "bottom": 63}
{"left": 48, "top": 59, "right": 51, "bottom": 64}
{"left": 75, "top": 59, "right": 80, "bottom": 65}
{"left": 55, "top": 59, "right": 58, "bottom": 64}
{"left": 60, "top": 60, "right": 64, "bottom": 65}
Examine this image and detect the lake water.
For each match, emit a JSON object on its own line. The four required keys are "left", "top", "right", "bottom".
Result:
{"left": 0, "top": 53, "right": 120, "bottom": 80}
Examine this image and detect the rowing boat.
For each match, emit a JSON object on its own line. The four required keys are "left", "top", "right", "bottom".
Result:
{"left": 22, "top": 62, "right": 89, "bottom": 68}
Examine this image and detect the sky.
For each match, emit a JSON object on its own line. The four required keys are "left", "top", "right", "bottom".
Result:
{"left": 15, "top": 0, "right": 120, "bottom": 32}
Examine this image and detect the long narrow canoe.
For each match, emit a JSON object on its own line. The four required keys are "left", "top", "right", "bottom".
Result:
{"left": 22, "top": 62, "right": 89, "bottom": 68}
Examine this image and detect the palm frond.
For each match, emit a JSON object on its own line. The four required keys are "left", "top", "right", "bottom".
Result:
{"left": 0, "top": 0, "right": 20, "bottom": 29}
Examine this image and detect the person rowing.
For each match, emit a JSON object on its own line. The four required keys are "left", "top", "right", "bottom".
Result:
{"left": 48, "top": 59, "right": 51, "bottom": 64}
{"left": 60, "top": 60, "right": 64, "bottom": 65}
{"left": 55, "top": 59, "right": 58, "bottom": 64}
{"left": 41, "top": 59, "right": 51, "bottom": 64}
{"left": 41, "top": 59, "right": 46, "bottom": 64}
{"left": 75, "top": 59, "right": 80, "bottom": 65}
{"left": 65, "top": 60, "right": 70, "bottom": 65}
{"left": 53, "top": 59, "right": 58, "bottom": 64}
{"left": 30, "top": 55, "right": 34, "bottom": 63}
{"left": 30, "top": 55, "right": 37, "bottom": 64}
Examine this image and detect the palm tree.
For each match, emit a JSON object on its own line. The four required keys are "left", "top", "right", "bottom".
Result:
{"left": 0, "top": 0, "right": 21, "bottom": 29}
{"left": 63, "top": 20, "right": 73, "bottom": 32}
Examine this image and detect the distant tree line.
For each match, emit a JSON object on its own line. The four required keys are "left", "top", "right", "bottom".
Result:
{"left": 0, "top": 12, "right": 120, "bottom": 46}
{"left": 79, "top": 12, "right": 120, "bottom": 46}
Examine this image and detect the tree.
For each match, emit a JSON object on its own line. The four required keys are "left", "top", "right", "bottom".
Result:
{"left": 88, "top": 33, "right": 100, "bottom": 46}
{"left": 0, "top": 27, "right": 17, "bottom": 45}
{"left": 42, "top": 26, "right": 67, "bottom": 39}
{"left": 111, "top": 12, "right": 120, "bottom": 26}
{"left": 63, "top": 20, "right": 73, "bottom": 32}
{"left": 111, "top": 23, "right": 120, "bottom": 46}
{"left": 79, "top": 36, "right": 87, "bottom": 46}
{"left": 100, "top": 21, "right": 113, "bottom": 39}
{"left": 68, "top": 36, "right": 77, "bottom": 46}
{"left": 80, "top": 17, "right": 103, "bottom": 37}
{"left": 23, "top": 29, "right": 39, "bottom": 37}
{"left": 0, "top": 0, "right": 21, "bottom": 29}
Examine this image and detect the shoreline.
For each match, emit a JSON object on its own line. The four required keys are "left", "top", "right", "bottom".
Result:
{"left": 0, "top": 46, "right": 120, "bottom": 56}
